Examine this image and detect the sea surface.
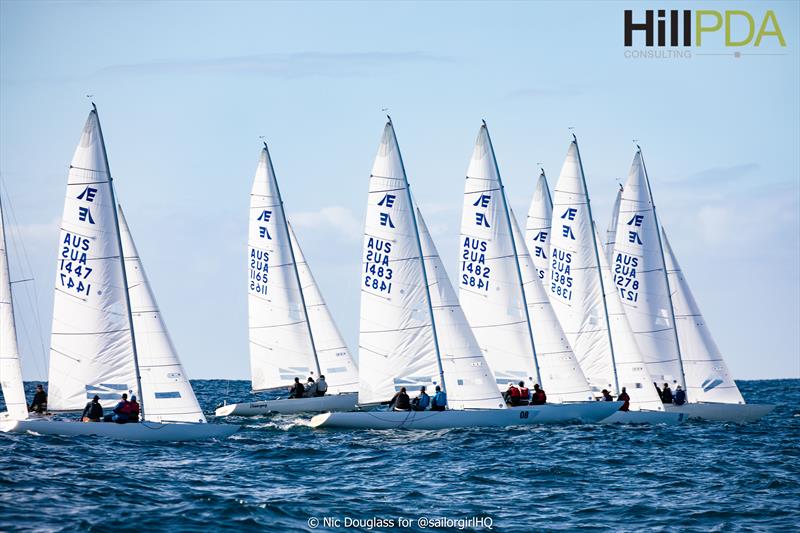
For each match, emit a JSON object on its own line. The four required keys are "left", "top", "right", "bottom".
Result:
{"left": 1, "top": 379, "right": 798, "bottom": 532}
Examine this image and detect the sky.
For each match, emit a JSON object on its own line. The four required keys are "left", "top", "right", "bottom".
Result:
{"left": 1, "top": 0, "right": 798, "bottom": 382}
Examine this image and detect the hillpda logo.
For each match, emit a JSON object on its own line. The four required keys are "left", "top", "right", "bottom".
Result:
{"left": 623, "top": 8, "right": 787, "bottom": 59}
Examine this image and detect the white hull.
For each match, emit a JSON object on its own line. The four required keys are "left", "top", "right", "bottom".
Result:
{"left": 664, "top": 402, "right": 775, "bottom": 423}
{"left": 0, "top": 418, "right": 240, "bottom": 441}
{"left": 601, "top": 409, "right": 685, "bottom": 425}
{"left": 310, "top": 402, "right": 622, "bottom": 429}
{"left": 215, "top": 392, "right": 357, "bottom": 417}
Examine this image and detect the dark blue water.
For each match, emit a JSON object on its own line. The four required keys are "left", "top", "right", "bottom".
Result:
{"left": 1, "top": 380, "right": 798, "bottom": 532}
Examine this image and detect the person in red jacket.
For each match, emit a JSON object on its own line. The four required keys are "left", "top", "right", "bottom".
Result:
{"left": 127, "top": 395, "right": 141, "bottom": 422}
{"left": 504, "top": 382, "right": 521, "bottom": 406}
{"left": 617, "top": 387, "right": 631, "bottom": 411}
{"left": 517, "top": 381, "right": 530, "bottom": 405}
{"left": 530, "top": 384, "right": 547, "bottom": 405}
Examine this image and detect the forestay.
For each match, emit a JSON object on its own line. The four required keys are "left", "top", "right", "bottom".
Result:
{"left": 358, "top": 121, "right": 440, "bottom": 405}
{"left": 458, "top": 125, "right": 540, "bottom": 391}
{"left": 48, "top": 109, "right": 138, "bottom": 411}
{"left": 548, "top": 141, "right": 618, "bottom": 396}
{"left": 248, "top": 146, "right": 319, "bottom": 392}
{"left": 612, "top": 151, "right": 685, "bottom": 389}
{"left": 662, "top": 230, "right": 744, "bottom": 404}
{"left": 416, "top": 209, "right": 505, "bottom": 410}
{"left": 287, "top": 222, "right": 358, "bottom": 394}
{"left": 118, "top": 207, "right": 206, "bottom": 423}
{"left": 0, "top": 195, "right": 28, "bottom": 420}
{"left": 525, "top": 170, "right": 553, "bottom": 286}
{"left": 509, "top": 211, "right": 594, "bottom": 402}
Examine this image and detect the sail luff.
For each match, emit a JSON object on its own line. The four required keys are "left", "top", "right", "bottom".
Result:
{"left": 0, "top": 193, "right": 29, "bottom": 420}
{"left": 605, "top": 185, "right": 623, "bottom": 263}
{"left": 572, "top": 136, "right": 619, "bottom": 394}
{"left": 482, "top": 122, "right": 542, "bottom": 387}
{"left": 637, "top": 147, "right": 687, "bottom": 397}
{"left": 388, "top": 117, "right": 446, "bottom": 392}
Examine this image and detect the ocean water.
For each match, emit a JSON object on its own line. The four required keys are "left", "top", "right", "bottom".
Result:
{"left": 1, "top": 379, "right": 798, "bottom": 532}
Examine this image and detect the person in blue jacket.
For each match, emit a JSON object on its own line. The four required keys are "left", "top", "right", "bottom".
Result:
{"left": 673, "top": 385, "right": 687, "bottom": 406}
{"left": 430, "top": 385, "right": 447, "bottom": 411}
{"left": 411, "top": 386, "right": 430, "bottom": 411}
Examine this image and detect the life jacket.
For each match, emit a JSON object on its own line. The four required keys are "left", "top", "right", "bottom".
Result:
{"left": 395, "top": 392, "right": 410, "bottom": 410}
{"left": 115, "top": 400, "right": 130, "bottom": 414}
{"left": 317, "top": 379, "right": 328, "bottom": 393}
{"left": 417, "top": 393, "right": 430, "bottom": 409}
{"left": 128, "top": 401, "right": 140, "bottom": 415}
{"left": 508, "top": 386, "right": 520, "bottom": 398}
{"left": 518, "top": 387, "right": 529, "bottom": 399}
{"left": 432, "top": 391, "right": 447, "bottom": 407}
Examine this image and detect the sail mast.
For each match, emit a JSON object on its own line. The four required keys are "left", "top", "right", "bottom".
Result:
{"left": 92, "top": 103, "right": 145, "bottom": 418}
{"left": 636, "top": 146, "right": 687, "bottom": 397}
{"left": 572, "top": 134, "right": 620, "bottom": 394}
{"left": 483, "top": 121, "right": 542, "bottom": 387}
{"left": 388, "top": 116, "right": 446, "bottom": 392}
{"left": 264, "top": 142, "right": 322, "bottom": 377}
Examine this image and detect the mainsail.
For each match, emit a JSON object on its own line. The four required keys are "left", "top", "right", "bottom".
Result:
{"left": 662, "top": 230, "right": 744, "bottom": 404}
{"left": 118, "top": 206, "right": 206, "bottom": 423}
{"left": 247, "top": 145, "right": 320, "bottom": 392}
{"left": 48, "top": 107, "right": 139, "bottom": 410}
{"left": 287, "top": 222, "right": 358, "bottom": 394}
{"left": 0, "top": 194, "right": 28, "bottom": 420}
{"left": 548, "top": 139, "right": 619, "bottom": 395}
{"left": 525, "top": 170, "right": 553, "bottom": 286}
{"left": 357, "top": 120, "right": 442, "bottom": 405}
{"left": 604, "top": 185, "right": 623, "bottom": 263}
{"left": 612, "top": 150, "right": 686, "bottom": 390}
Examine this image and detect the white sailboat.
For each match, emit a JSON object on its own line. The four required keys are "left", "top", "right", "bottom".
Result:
{"left": 0, "top": 192, "right": 30, "bottom": 423}
{"left": 1, "top": 106, "right": 238, "bottom": 440}
{"left": 311, "top": 120, "right": 620, "bottom": 429}
{"left": 216, "top": 143, "right": 358, "bottom": 416}
{"left": 547, "top": 138, "right": 680, "bottom": 424}
{"left": 525, "top": 169, "right": 553, "bottom": 286}
{"left": 458, "top": 123, "right": 620, "bottom": 413}
{"left": 611, "top": 148, "right": 773, "bottom": 422}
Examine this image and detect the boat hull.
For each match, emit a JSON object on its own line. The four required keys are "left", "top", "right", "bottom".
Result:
{"left": 601, "top": 409, "right": 685, "bottom": 425}
{"left": 215, "top": 392, "right": 358, "bottom": 417}
{"left": 663, "top": 402, "right": 775, "bottom": 423}
{"left": 310, "top": 402, "right": 622, "bottom": 429}
{"left": 0, "top": 419, "right": 240, "bottom": 441}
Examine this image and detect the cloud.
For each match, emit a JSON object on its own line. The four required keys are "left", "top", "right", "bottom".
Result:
{"left": 290, "top": 205, "right": 361, "bottom": 240}
{"left": 95, "top": 51, "right": 454, "bottom": 79}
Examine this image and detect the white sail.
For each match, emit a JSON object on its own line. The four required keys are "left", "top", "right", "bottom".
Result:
{"left": 0, "top": 196, "right": 28, "bottom": 420}
{"left": 662, "top": 230, "right": 744, "bottom": 404}
{"left": 358, "top": 121, "right": 441, "bottom": 405}
{"left": 509, "top": 211, "right": 594, "bottom": 402}
{"left": 612, "top": 151, "right": 685, "bottom": 389}
{"left": 548, "top": 141, "right": 618, "bottom": 395}
{"left": 525, "top": 170, "right": 553, "bottom": 286}
{"left": 287, "top": 222, "right": 358, "bottom": 394}
{"left": 48, "top": 108, "right": 138, "bottom": 410}
{"left": 605, "top": 186, "right": 622, "bottom": 263}
{"left": 416, "top": 209, "right": 505, "bottom": 410}
{"left": 458, "top": 124, "right": 540, "bottom": 391}
{"left": 248, "top": 145, "right": 319, "bottom": 392}
{"left": 118, "top": 207, "right": 206, "bottom": 423}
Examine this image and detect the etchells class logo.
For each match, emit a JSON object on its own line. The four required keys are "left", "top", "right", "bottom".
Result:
{"left": 623, "top": 8, "right": 787, "bottom": 59}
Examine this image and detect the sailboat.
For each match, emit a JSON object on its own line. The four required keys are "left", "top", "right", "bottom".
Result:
{"left": 216, "top": 144, "right": 359, "bottom": 416}
{"left": 610, "top": 148, "right": 774, "bottom": 423}
{"left": 525, "top": 169, "right": 553, "bottom": 286}
{"left": 0, "top": 106, "right": 238, "bottom": 441}
{"left": 457, "top": 122, "right": 623, "bottom": 418}
{"left": 311, "top": 120, "right": 620, "bottom": 429}
{"left": 546, "top": 137, "right": 681, "bottom": 424}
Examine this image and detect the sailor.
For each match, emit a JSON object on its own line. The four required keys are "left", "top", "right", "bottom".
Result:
{"left": 303, "top": 377, "right": 318, "bottom": 398}
{"left": 104, "top": 393, "right": 130, "bottom": 423}
{"left": 81, "top": 395, "right": 104, "bottom": 422}
{"left": 430, "top": 385, "right": 447, "bottom": 411}
{"left": 29, "top": 384, "right": 47, "bottom": 414}
{"left": 517, "top": 381, "right": 530, "bottom": 405}
{"left": 315, "top": 375, "right": 328, "bottom": 397}
{"left": 504, "top": 382, "right": 521, "bottom": 406}
{"left": 617, "top": 387, "right": 631, "bottom": 411}
{"left": 128, "top": 395, "right": 141, "bottom": 422}
{"left": 673, "top": 385, "right": 686, "bottom": 406}
{"left": 289, "top": 377, "right": 305, "bottom": 399}
{"left": 530, "top": 384, "right": 547, "bottom": 405}
{"left": 411, "top": 386, "right": 430, "bottom": 411}
{"left": 661, "top": 383, "right": 674, "bottom": 404}
{"left": 389, "top": 387, "right": 411, "bottom": 411}
{"left": 601, "top": 389, "right": 614, "bottom": 402}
